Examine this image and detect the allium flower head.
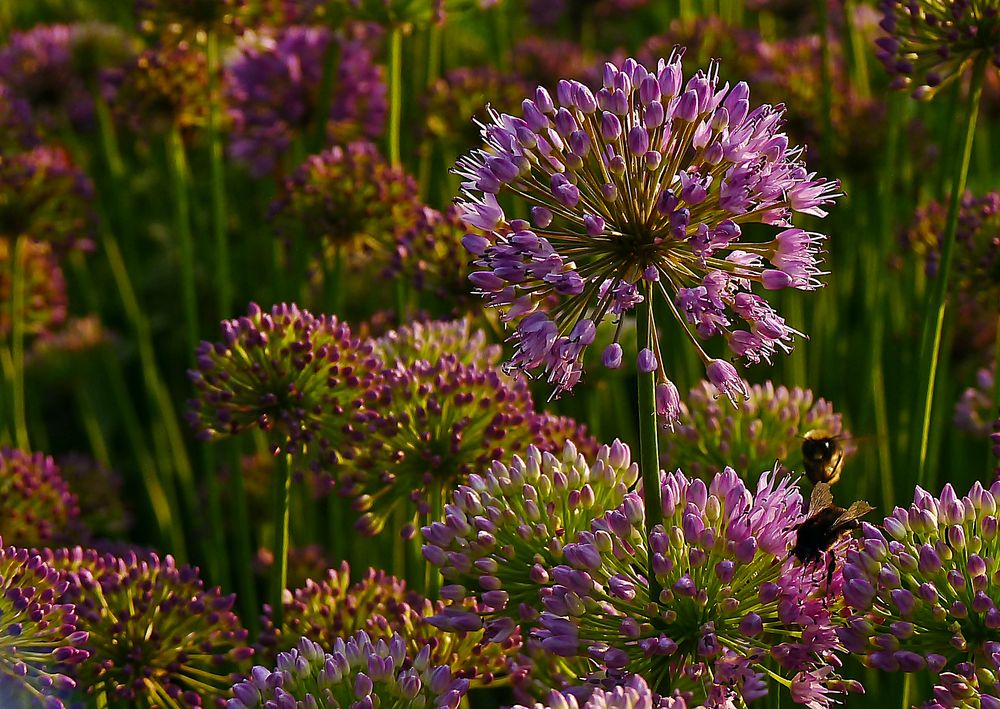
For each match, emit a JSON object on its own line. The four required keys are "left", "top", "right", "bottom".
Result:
{"left": 422, "top": 441, "right": 638, "bottom": 641}
{"left": 373, "top": 317, "right": 501, "bottom": 369}
{"left": 956, "top": 364, "right": 996, "bottom": 437}
{"left": 271, "top": 142, "right": 422, "bottom": 266}
{"left": 841, "top": 480, "right": 1000, "bottom": 697}
{"left": 533, "top": 412, "right": 602, "bottom": 460}
{"left": 534, "top": 469, "right": 854, "bottom": 706}
{"left": 109, "top": 42, "right": 208, "bottom": 133}
{"left": 135, "top": 0, "right": 245, "bottom": 36}
{"left": 877, "top": 0, "right": 1000, "bottom": 98}
{"left": 63, "top": 550, "right": 253, "bottom": 706}
{"left": 0, "top": 448, "right": 80, "bottom": 547}
{"left": 260, "top": 563, "right": 516, "bottom": 685}
{"left": 661, "top": 380, "right": 848, "bottom": 479}
{"left": 0, "top": 82, "right": 38, "bottom": 150}
{"left": 0, "top": 238, "right": 67, "bottom": 338}
{"left": 513, "top": 674, "right": 662, "bottom": 709}
{"left": 455, "top": 54, "right": 840, "bottom": 413}
{"left": 187, "top": 303, "right": 381, "bottom": 466}
{"left": 423, "top": 67, "right": 530, "bottom": 148}
{"left": 0, "top": 541, "right": 89, "bottom": 709}
{"left": 0, "top": 145, "right": 95, "bottom": 253}
{"left": 225, "top": 24, "right": 386, "bottom": 177}
{"left": 55, "top": 453, "right": 131, "bottom": 539}
{"left": 228, "top": 632, "right": 469, "bottom": 708}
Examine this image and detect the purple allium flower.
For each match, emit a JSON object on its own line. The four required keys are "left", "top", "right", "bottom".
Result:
{"left": 62, "top": 549, "right": 253, "bottom": 706}
{"left": 454, "top": 54, "right": 840, "bottom": 412}
{"left": 422, "top": 441, "right": 638, "bottom": 637}
{"left": 187, "top": 303, "right": 382, "bottom": 467}
{"left": 373, "top": 317, "right": 502, "bottom": 369}
{"left": 956, "top": 364, "right": 996, "bottom": 437}
{"left": 510, "top": 37, "right": 595, "bottom": 90}
{"left": 0, "top": 238, "right": 67, "bottom": 338}
{"left": 259, "top": 563, "right": 518, "bottom": 685}
{"left": 0, "top": 81, "right": 38, "bottom": 150}
{"left": 54, "top": 453, "right": 131, "bottom": 538}
{"left": 0, "top": 541, "right": 89, "bottom": 709}
{"left": 0, "top": 145, "right": 96, "bottom": 253}
{"left": 533, "top": 412, "right": 602, "bottom": 461}
{"left": 108, "top": 42, "right": 209, "bottom": 133}
{"left": 27, "top": 316, "right": 110, "bottom": 374}
{"left": 877, "top": 0, "right": 1000, "bottom": 99}
{"left": 271, "top": 142, "right": 422, "bottom": 266}
{"left": 661, "top": 379, "right": 848, "bottom": 479}
{"left": 0, "top": 448, "right": 81, "bottom": 547}
{"left": 842, "top": 480, "right": 1000, "bottom": 704}
{"left": 228, "top": 632, "right": 470, "bottom": 709}
{"left": 534, "top": 468, "right": 855, "bottom": 707}
{"left": 512, "top": 673, "right": 663, "bottom": 709}
{"left": 225, "top": 23, "right": 386, "bottom": 177}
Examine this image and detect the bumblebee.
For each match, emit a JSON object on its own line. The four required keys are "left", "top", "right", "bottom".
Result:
{"left": 793, "top": 482, "right": 874, "bottom": 591}
{"left": 801, "top": 429, "right": 846, "bottom": 485}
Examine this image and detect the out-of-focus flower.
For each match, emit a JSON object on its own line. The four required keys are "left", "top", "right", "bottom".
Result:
{"left": 228, "top": 632, "right": 469, "bottom": 708}
{"left": 0, "top": 145, "right": 95, "bottom": 253}
{"left": 341, "top": 354, "right": 538, "bottom": 534}
{"left": 27, "top": 316, "right": 111, "bottom": 374}
{"left": 108, "top": 42, "right": 209, "bottom": 133}
{"left": 534, "top": 469, "right": 856, "bottom": 706}
{"left": 512, "top": 674, "right": 665, "bottom": 709}
{"left": 533, "top": 412, "right": 602, "bottom": 460}
{"left": 343, "top": 0, "right": 501, "bottom": 28}
{"left": 841, "top": 481, "right": 1000, "bottom": 704}
{"left": 383, "top": 207, "right": 477, "bottom": 311}
{"left": 0, "top": 542, "right": 89, "bottom": 709}
{"left": 422, "top": 441, "right": 638, "bottom": 642}
{"left": 0, "top": 448, "right": 80, "bottom": 547}
{"left": 0, "top": 238, "right": 67, "bottom": 338}
{"left": 904, "top": 191, "right": 1000, "bottom": 356}
{"left": 135, "top": 0, "right": 245, "bottom": 37}
{"left": 423, "top": 66, "right": 531, "bottom": 148}
{"left": 455, "top": 54, "right": 839, "bottom": 418}
{"left": 271, "top": 142, "right": 422, "bottom": 267}
{"left": 55, "top": 453, "right": 131, "bottom": 539}
{"left": 956, "top": 364, "right": 996, "bottom": 437}
{"left": 373, "top": 317, "right": 501, "bottom": 368}
{"left": 511, "top": 37, "right": 596, "bottom": 88}
{"left": 0, "top": 82, "right": 38, "bottom": 150}
{"left": 877, "top": 0, "right": 1000, "bottom": 98}
{"left": 187, "top": 303, "right": 381, "bottom": 468}
{"left": 63, "top": 550, "right": 253, "bottom": 706}
{"left": 254, "top": 543, "right": 334, "bottom": 589}
{"left": 259, "top": 563, "right": 517, "bottom": 685}
{"left": 661, "top": 380, "right": 848, "bottom": 479}
{"left": 225, "top": 23, "right": 386, "bottom": 177}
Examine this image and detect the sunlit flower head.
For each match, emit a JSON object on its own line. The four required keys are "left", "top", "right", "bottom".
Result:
{"left": 840, "top": 480, "right": 1000, "bottom": 702}
{"left": 0, "top": 448, "right": 80, "bottom": 547}
{"left": 108, "top": 42, "right": 208, "bottom": 133}
{"left": 0, "top": 238, "right": 67, "bottom": 339}
{"left": 877, "top": 0, "right": 1000, "bottom": 99}
{"left": 455, "top": 54, "right": 840, "bottom": 418}
{"left": 229, "top": 632, "right": 469, "bottom": 709}
{"left": 423, "top": 441, "right": 638, "bottom": 643}
{"left": 63, "top": 549, "right": 253, "bottom": 706}
{"left": 0, "top": 541, "right": 89, "bottom": 709}
{"left": 533, "top": 469, "right": 859, "bottom": 706}
{"left": 423, "top": 66, "right": 530, "bottom": 148}
{"left": 0, "top": 81, "right": 38, "bottom": 150}
{"left": 135, "top": 0, "right": 245, "bottom": 37}
{"left": 373, "top": 317, "right": 501, "bottom": 369}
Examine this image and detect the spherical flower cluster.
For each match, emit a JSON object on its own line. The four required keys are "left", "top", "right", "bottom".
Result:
{"left": 661, "top": 380, "right": 847, "bottom": 479}
{"left": 0, "top": 145, "right": 95, "bottom": 253}
{"left": 373, "top": 317, "right": 501, "bottom": 369}
{"left": 55, "top": 453, "right": 130, "bottom": 539}
{"left": 0, "top": 542, "right": 89, "bottom": 709}
{"left": 27, "top": 316, "right": 110, "bottom": 379}
{"left": 534, "top": 469, "right": 855, "bottom": 707}
{"left": 423, "top": 66, "right": 530, "bottom": 149}
{"left": 259, "top": 563, "right": 516, "bottom": 685}
{"left": 62, "top": 550, "right": 253, "bottom": 706}
{"left": 512, "top": 674, "right": 663, "bottom": 709}
{"left": 0, "top": 81, "right": 38, "bottom": 150}
{"left": 341, "top": 354, "right": 538, "bottom": 534}
{"left": 228, "top": 633, "right": 469, "bottom": 709}
{"left": 0, "top": 237, "right": 67, "bottom": 338}
{"left": 384, "top": 206, "right": 479, "bottom": 311}
{"left": 422, "top": 441, "right": 638, "bottom": 641}
{"left": 956, "top": 365, "right": 996, "bottom": 437}
{"left": 187, "top": 303, "right": 381, "bottom": 466}
{"left": 840, "top": 480, "right": 1000, "bottom": 705}
{"left": 0, "top": 448, "right": 80, "bottom": 547}
{"left": 533, "top": 412, "right": 602, "bottom": 461}
{"left": 108, "top": 42, "right": 208, "bottom": 133}
{"left": 135, "top": 0, "right": 245, "bottom": 37}
{"left": 877, "top": 0, "right": 1000, "bottom": 99}
{"left": 271, "top": 142, "right": 423, "bottom": 266}
{"left": 224, "top": 23, "right": 386, "bottom": 177}
{"left": 455, "top": 54, "right": 840, "bottom": 414}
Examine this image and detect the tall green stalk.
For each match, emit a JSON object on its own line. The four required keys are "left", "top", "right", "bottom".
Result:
{"left": 636, "top": 288, "right": 662, "bottom": 600}
{"left": 206, "top": 32, "right": 231, "bottom": 319}
{"left": 166, "top": 126, "right": 199, "bottom": 359}
{"left": 387, "top": 26, "right": 404, "bottom": 167}
{"left": 915, "top": 59, "right": 986, "bottom": 486}
{"left": 270, "top": 451, "right": 293, "bottom": 628}
{"left": 8, "top": 235, "right": 28, "bottom": 450}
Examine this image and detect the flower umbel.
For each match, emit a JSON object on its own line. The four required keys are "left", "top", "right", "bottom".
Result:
{"left": 455, "top": 54, "right": 839, "bottom": 414}
{"left": 0, "top": 448, "right": 81, "bottom": 547}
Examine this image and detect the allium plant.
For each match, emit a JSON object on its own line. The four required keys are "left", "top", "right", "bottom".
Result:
{"left": 259, "top": 563, "right": 516, "bottom": 685}
{"left": 422, "top": 441, "right": 638, "bottom": 641}
{"left": 228, "top": 633, "right": 469, "bottom": 708}
{"left": 534, "top": 469, "right": 857, "bottom": 706}
{"left": 512, "top": 674, "right": 663, "bottom": 709}
{"left": 455, "top": 53, "right": 840, "bottom": 415}
{"left": 372, "top": 317, "right": 501, "bottom": 369}
{"left": 876, "top": 0, "right": 1000, "bottom": 99}
{"left": 62, "top": 550, "right": 253, "bottom": 706}
{"left": 0, "top": 448, "right": 81, "bottom": 547}
{"left": 0, "top": 542, "right": 89, "bottom": 709}
{"left": 661, "top": 380, "right": 847, "bottom": 479}
{"left": 0, "top": 238, "right": 67, "bottom": 338}
{"left": 956, "top": 365, "right": 996, "bottom": 437}
{"left": 187, "top": 302, "right": 380, "bottom": 467}
{"left": 55, "top": 453, "right": 131, "bottom": 539}
{"left": 423, "top": 66, "right": 531, "bottom": 149}
{"left": 108, "top": 43, "right": 208, "bottom": 133}
{"left": 0, "top": 81, "right": 39, "bottom": 150}
{"left": 840, "top": 481, "right": 1000, "bottom": 706}
{"left": 135, "top": 0, "right": 244, "bottom": 36}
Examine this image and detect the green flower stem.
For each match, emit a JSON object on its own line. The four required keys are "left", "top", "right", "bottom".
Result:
{"left": 270, "top": 451, "right": 293, "bottom": 629}
{"left": 387, "top": 26, "right": 404, "bottom": 167}
{"left": 9, "top": 235, "right": 28, "bottom": 451}
{"left": 226, "top": 443, "right": 258, "bottom": 635}
{"left": 167, "top": 125, "right": 199, "bottom": 359}
{"left": 206, "top": 32, "right": 231, "bottom": 319}
{"left": 636, "top": 288, "right": 662, "bottom": 600}
{"left": 310, "top": 36, "right": 340, "bottom": 154}
{"left": 915, "top": 58, "right": 986, "bottom": 487}
{"left": 417, "top": 22, "right": 443, "bottom": 199}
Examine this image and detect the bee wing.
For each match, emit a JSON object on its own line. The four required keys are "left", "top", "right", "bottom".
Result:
{"left": 832, "top": 500, "right": 875, "bottom": 531}
{"left": 807, "top": 482, "right": 834, "bottom": 517}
